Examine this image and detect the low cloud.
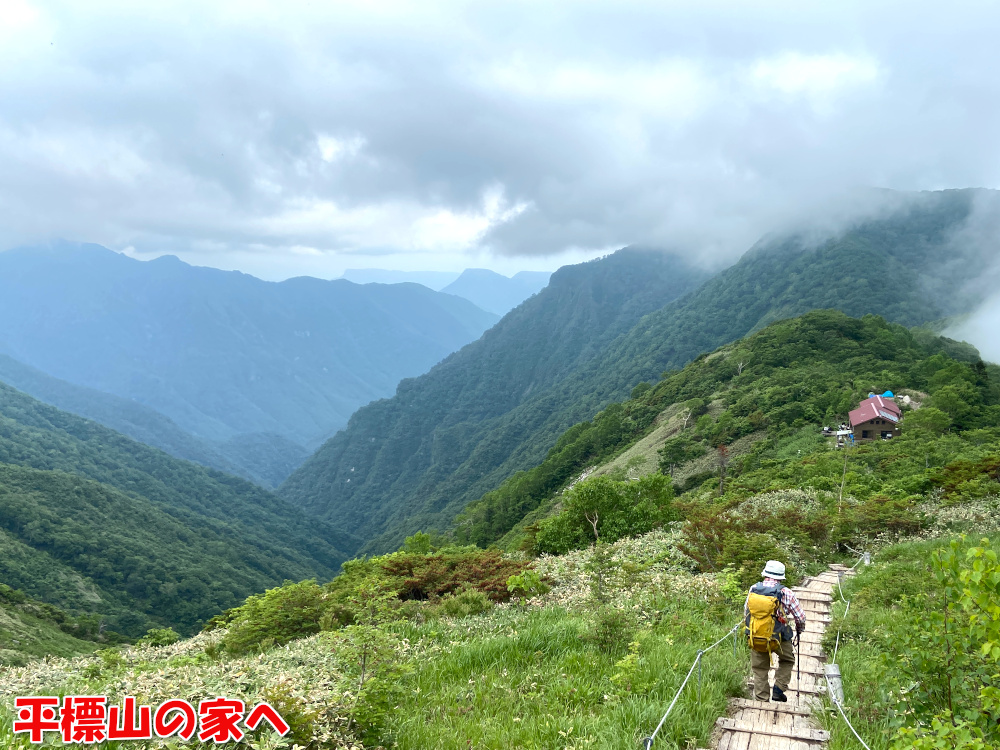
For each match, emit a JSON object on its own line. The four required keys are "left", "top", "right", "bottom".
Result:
{"left": 2, "top": 1, "right": 1000, "bottom": 276}
{"left": 949, "top": 297, "right": 1000, "bottom": 364}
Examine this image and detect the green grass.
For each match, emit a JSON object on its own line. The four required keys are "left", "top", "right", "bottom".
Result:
{"left": 389, "top": 599, "right": 748, "bottom": 749}
{"left": 0, "top": 605, "right": 99, "bottom": 667}
{"left": 816, "top": 534, "right": 1000, "bottom": 750}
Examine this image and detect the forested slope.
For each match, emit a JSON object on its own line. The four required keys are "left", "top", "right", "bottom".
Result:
{"left": 0, "top": 354, "right": 252, "bottom": 480}
{"left": 0, "top": 383, "right": 360, "bottom": 635}
{"left": 7, "top": 312, "right": 1000, "bottom": 747}
{"left": 567, "top": 188, "right": 1000, "bottom": 404}
{"left": 284, "top": 189, "right": 1000, "bottom": 553}
{"left": 458, "top": 309, "right": 999, "bottom": 547}
{"left": 280, "top": 249, "right": 710, "bottom": 552}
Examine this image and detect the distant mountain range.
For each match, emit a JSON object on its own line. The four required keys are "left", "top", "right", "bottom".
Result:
{"left": 340, "top": 269, "right": 461, "bottom": 289}
{"left": 441, "top": 269, "right": 551, "bottom": 315}
{"left": 341, "top": 267, "right": 553, "bottom": 315}
{"left": 281, "top": 189, "right": 1000, "bottom": 552}
{"left": 3, "top": 188, "right": 998, "bottom": 646}
{"left": 0, "top": 242, "right": 499, "bottom": 485}
{"left": 0, "top": 354, "right": 311, "bottom": 487}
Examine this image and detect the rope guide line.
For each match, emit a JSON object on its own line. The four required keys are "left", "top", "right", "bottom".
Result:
{"left": 831, "top": 690, "right": 874, "bottom": 750}
{"left": 641, "top": 621, "right": 741, "bottom": 750}
{"left": 826, "top": 551, "right": 874, "bottom": 749}
{"left": 640, "top": 551, "right": 874, "bottom": 749}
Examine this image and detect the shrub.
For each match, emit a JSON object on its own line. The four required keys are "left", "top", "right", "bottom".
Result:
{"left": 585, "top": 541, "right": 615, "bottom": 602}
{"left": 906, "top": 406, "right": 951, "bottom": 435}
{"left": 534, "top": 474, "right": 678, "bottom": 555}
{"left": 402, "top": 531, "right": 433, "bottom": 554}
{"left": 258, "top": 681, "right": 319, "bottom": 747}
{"left": 506, "top": 570, "right": 549, "bottom": 600}
{"left": 658, "top": 435, "right": 708, "bottom": 475}
{"left": 835, "top": 495, "right": 922, "bottom": 542}
{"left": 137, "top": 627, "right": 180, "bottom": 647}
{"left": 678, "top": 503, "right": 803, "bottom": 583}
{"left": 439, "top": 588, "right": 493, "bottom": 618}
{"left": 222, "top": 580, "right": 326, "bottom": 655}
{"left": 378, "top": 548, "right": 531, "bottom": 602}
{"left": 932, "top": 455, "right": 1000, "bottom": 501}
{"left": 585, "top": 606, "right": 636, "bottom": 656}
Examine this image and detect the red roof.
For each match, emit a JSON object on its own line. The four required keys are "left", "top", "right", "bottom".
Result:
{"left": 861, "top": 395, "right": 901, "bottom": 416}
{"left": 850, "top": 396, "right": 901, "bottom": 428}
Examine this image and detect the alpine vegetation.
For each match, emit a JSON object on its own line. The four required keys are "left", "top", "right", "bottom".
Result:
{"left": 3, "top": 311, "right": 998, "bottom": 749}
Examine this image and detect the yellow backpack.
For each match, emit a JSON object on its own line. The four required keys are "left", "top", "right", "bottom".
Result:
{"left": 744, "top": 584, "right": 786, "bottom": 653}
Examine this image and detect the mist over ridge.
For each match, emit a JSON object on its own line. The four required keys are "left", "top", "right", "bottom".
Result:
{"left": 280, "top": 187, "right": 1000, "bottom": 552}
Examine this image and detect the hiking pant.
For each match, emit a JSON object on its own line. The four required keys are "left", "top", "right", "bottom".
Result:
{"left": 750, "top": 639, "right": 795, "bottom": 700}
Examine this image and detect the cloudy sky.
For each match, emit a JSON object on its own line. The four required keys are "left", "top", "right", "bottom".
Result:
{"left": 2, "top": 0, "right": 1000, "bottom": 280}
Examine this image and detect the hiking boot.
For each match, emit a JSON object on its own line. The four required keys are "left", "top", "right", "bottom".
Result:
{"left": 771, "top": 686, "right": 787, "bottom": 702}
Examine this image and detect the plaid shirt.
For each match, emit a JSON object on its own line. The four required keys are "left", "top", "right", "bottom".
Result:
{"left": 744, "top": 577, "right": 807, "bottom": 630}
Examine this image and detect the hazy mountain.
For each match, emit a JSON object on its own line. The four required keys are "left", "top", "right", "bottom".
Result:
{"left": 341, "top": 268, "right": 552, "bottom": 314}
{"left": 0, "top": 354, "right": 227, "bottom": 471}
{"left": 0, "top": 242, "right": 498, "bottom": 482}
{"left": 440, "top": 269, "right": 552, "bottom": 315}
{"left": 282, "top": 189, "right": 1000, "bottom": 553}
{"left": 280, "top": 248, "right": 710, "bottom": 550}
{"left": 568, "top": 188, "right": 1000, "bottom": 405}
{"left": 0, "top": 353, "right": 309, "bottom": 488}
{"left": 0, "top": 381, "right": 358, "bottom": 635}
{"left": 341, "top": 268, "right": 461, "bottom": 290}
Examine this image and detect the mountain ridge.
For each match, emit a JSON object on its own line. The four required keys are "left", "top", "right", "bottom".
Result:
{"left": 280, "top": 248, "right": 711, "bottom": 551}
{"left": 282, "top": 188, "right": 1000, "bottom": 553}
{"left": 440, "top": 268, "right": 552, "bottom": 315}
{"left": 0, "top": 242, "right": 499, "bottom": 484}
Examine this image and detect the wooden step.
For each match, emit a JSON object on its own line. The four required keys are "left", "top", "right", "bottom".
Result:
{"left": 717, "top": 717, "right": 830, "bottom": 742}
{"left": 792, "top": 593, "right": 833, "bottom": 603}
{"left": 729, "top": 698, "right": 814, "bottom": 716}
{"left": 714, "top": 564, "right": 843, "bottom": 750}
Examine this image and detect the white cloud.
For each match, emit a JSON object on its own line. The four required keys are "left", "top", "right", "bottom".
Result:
{"left": 750, "top": 52, "right": 881, "bottom": 99}
{"left": 0, "top": 0, "right": 41, "bottom": 36}
{"left": 317, "top": 134, "right": 366, "bottom": 163}
{"left": 0, "top": 1, "right": 999, "bottom": 276}
{"left": 949, "top": 296, "right": 1000, "bottom": 364}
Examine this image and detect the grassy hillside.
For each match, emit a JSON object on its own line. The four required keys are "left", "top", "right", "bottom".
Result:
{"left": 459, "top": 310, "right": 998, "bottom": 549}
{"left": 3, "top": 311, "right": 998, "bottom": 748}
{"left": 280, "top": 248, "right": 711, "bottom": 552}
{"left": 0, "top": 584, "right": 102, "bottom": 667}
{"left": 817, "top": 533, "right": 1000, "bottom": 749}
{"left": 283, "top": 189, "right": 1000, "bottom": 555}
{"left": 0, "top": 382, "right": 359, "bottom": 635}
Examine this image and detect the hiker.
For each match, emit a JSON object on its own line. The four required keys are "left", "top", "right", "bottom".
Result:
{"left": 744, "top": 560, "right": 806, "bottom": 702}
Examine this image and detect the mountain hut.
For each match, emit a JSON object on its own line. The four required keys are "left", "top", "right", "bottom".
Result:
{"left": 849, "top": 394, "right": 902, "bottom": 441}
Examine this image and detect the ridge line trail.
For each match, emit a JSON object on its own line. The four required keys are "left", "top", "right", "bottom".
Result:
{"left": 713, "top": 563, "right": 854, "bottom": 750}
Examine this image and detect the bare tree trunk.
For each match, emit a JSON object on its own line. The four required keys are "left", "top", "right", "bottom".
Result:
{"left": 838, "top": 446, "right": 849, "bottom": 515}
{"left": 681, "top": 408, "right": 692, "bottom": 431}
{"left": 717, "top": 445, "right": 729, "bottom": 495}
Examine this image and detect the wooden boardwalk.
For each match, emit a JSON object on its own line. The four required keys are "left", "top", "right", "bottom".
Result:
{"left": 713, "top": 564, "right": 853, "bottom": 750}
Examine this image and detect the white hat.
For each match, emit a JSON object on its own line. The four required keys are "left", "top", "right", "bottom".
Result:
{"left": 762, "top": 560, "right": 786, "bottom": 580}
